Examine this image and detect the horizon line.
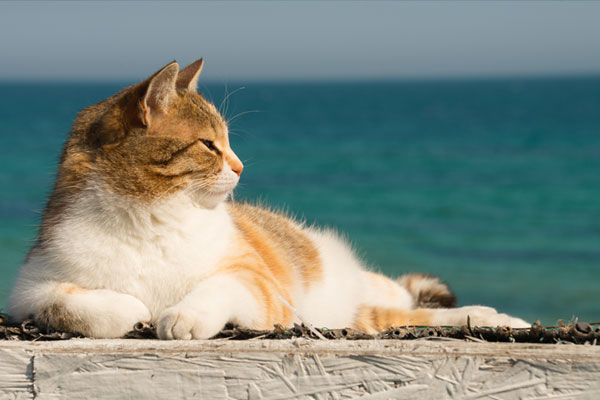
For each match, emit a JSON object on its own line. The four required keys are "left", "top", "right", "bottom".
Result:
{"left": 2, "top": 71, "right": 600, "bottom": 86}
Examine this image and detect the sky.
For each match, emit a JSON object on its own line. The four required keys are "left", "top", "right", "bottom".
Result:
{"left": 1, "top": 1, "right": 600, "bottom": 82}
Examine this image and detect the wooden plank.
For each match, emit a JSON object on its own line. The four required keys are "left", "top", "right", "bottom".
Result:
{"left": 0, "top": 348, "right": 33, "bottom": 399}
{"left": 34, "top": 353, "right": 227, "bottom": 400}
{"left": 0, "top": 339, "right": 599, "bottom": 399}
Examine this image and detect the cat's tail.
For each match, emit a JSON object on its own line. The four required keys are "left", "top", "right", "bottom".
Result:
{"left": 397, "top": 273, "right": 457, "bottom": 309}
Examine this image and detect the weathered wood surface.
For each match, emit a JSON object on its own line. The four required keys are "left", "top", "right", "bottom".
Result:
{"left": 1, "top": 339, "right": 599, "bottom": 399}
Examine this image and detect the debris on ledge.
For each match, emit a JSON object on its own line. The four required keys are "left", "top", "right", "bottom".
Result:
{"left": 1, "top": 314, "right": 598, "bottom": 344}
{"left": 2, "top": 317, "right": 600, "bottom": 398}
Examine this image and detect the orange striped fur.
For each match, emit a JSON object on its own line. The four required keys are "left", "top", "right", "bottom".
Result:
{"left": 354, "top": 306, "right": 435, "bottom": 334}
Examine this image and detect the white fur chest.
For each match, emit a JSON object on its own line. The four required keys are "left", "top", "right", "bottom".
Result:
{"left": 42, "top": 183, "right": 235, "bottom": 317}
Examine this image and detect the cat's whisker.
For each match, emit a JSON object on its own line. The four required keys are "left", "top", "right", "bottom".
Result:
{"left": 218, "top": 83, "right": 229, "bottom": 116}
{"left": 183, "top": 180, "right": 218, "bottom": 198}
{"left": 227, "top": 110, "right": 261, "bottom": 125}
{"left": 150, "top": 173, "right": 217, "bottom": 200}
{"left": 155, "top": 180, "right": 195, "bottom": 201}
{"left": 220, "top": 86, "right": 246, "bottom": 118}
{"left": 228, "top": 127, "right": 257, "bottom": 139}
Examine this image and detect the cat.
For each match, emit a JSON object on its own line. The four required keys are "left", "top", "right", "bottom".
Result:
{"left": 8, "top": 59, "right": 529, "bottom": 339}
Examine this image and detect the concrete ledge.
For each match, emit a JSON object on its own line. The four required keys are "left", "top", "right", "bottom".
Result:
{"left": 1, "top": 339, "right": 600, "bottom": 399}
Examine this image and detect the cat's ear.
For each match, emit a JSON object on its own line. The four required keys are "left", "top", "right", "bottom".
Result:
{"left": 139, "top": 61, "right": 179, "bottom": 126}
{"left": 176, "top": 58, "right": 204, "bottom": 92}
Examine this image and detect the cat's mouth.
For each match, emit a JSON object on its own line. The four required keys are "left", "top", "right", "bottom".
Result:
{"left": 210, "top": 167, "right": 240, "bottom": 194}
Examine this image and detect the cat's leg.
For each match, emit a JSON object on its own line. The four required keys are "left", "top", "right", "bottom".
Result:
{"left": 157, "top": 271, "right": 293, "bottom": 340}
{"left": 353, "top": 305, "right": 529, "bottom": 334}
{"left": 8, "top": 281, "right": 151, "bottom": 338}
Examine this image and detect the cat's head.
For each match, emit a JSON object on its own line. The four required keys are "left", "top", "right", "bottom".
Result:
{"left": 67, "top": 59, "right": 243, "bottom": 208}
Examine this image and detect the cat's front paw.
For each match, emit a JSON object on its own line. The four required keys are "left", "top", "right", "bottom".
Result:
{"left": 107, "top": 292, "right": 153, "bottom": 335}
{"left": 157, "top": 306, "right": 225, "bottom": 340}
{"left": 434, "top": 306, "right": 530, "bottom": 328}
{"left": 463, "top": 306, "right": 530, "bottom": 328}
{"left": 38, "top": 289, "right": 151, "bottom": 338}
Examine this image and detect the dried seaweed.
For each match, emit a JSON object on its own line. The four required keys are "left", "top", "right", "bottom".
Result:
{"left": 1, "top": 314, "right": 598, "bottom": 345}
{"left": 0, "top": 315, "right": 82, "bottom": 341}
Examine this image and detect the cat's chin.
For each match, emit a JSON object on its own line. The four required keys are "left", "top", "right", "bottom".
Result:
{"left": 188, "top": 189, "right": 231, "bottom": 209}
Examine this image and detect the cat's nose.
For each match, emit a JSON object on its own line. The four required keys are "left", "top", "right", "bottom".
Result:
{"left": 231, "top": 162, "right": 243, "bottom": 177}
{"left": 226, "top": 149, "right": 244, "bottom": 176}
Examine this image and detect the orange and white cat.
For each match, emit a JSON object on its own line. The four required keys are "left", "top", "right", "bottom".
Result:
{"left": 8, "top": 60, "right": 529, "bottom": 339}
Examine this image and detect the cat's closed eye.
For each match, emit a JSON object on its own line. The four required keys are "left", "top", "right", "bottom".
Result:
{"left": 200, "top": 139, "right": 221, "bottom": 155}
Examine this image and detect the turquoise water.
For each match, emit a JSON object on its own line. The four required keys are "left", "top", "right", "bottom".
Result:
{"left": 1, "top": 78, "right": 599, "bottom": 325}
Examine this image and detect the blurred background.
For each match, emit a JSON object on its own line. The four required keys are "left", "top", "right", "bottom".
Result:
{"left": 1, "top": 1, "right": 599, "bottom": 325}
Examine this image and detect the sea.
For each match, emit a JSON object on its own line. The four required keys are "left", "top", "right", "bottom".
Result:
{"left": 1, "top": 77, "right": 599, "bottom": 325}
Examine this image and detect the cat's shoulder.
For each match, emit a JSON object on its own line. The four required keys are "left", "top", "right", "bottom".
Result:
{"left": 227, "top": 201, "right": 297, "bottom": 223}
{"left": 226, "top": 201, "right": 313, "bottom": 242}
